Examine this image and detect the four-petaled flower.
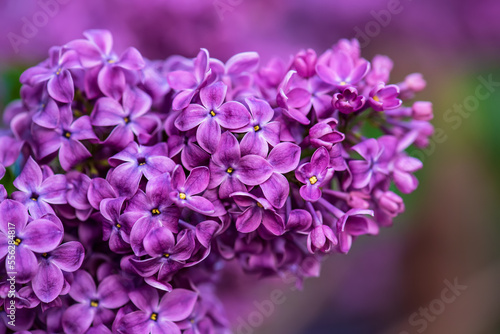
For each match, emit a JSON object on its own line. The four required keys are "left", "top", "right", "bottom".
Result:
{"left": 117, "top": 287, "right": 198, "bottom": 334}
{"left": 295, "top": 147, "right": 333, "bottom": 202}
{"left": 62, "top": 270, "right": 129, "bottom": 334}
{"left": 175, "top": 81, "right": 251, "bottom": 153}
{"left": 12, "top": 157, "right": 67, "bottom": 218}
{"left": 169, "top": 166, "right": 215, "bottom": 215}
{"left": 0, "top": 200, "right": 63, "bottom": 283}
{"left": 208, "top": 132, "right": 273, "bottom": 199}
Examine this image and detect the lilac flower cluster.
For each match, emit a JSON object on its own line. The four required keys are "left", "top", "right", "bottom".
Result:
{"left": 0, "top": 30, "right": 433, "bottom": 333}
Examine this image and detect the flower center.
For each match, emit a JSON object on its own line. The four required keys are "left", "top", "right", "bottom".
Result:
{"left": 63, "top": 130, "right": 71, "bottom": 138}
{"left": 163, "top": 253, "right": 170, "bottom": 258}
{"left": 55, "top": 68, "right": 62, "bottom": 76}
{"left": 90, "top": 300, "right": 99, "bottom": 308}
{"left": 209, "top": 110, "right": 216, "bottom": 117}
{"left": 226, "top": 167, "right": 234, "bottom": 174}
{"left": 179, "top": 192, "right": 187, "bottom": 200}
{"left": 124, "top": 117, "right": 130, "bottom": 124}
{"left": 14, "top": 238, "right": 21, "bottom": 246}
{"left": 373, "top": 95, "right": 380, "bottom": 102}
{"left": 253, "top": 125, "right": 261, "bottom": 132}
{"left": 190, "top": 319, "right": 195, "bottom": 324}
{"left": 115, "top": 223, "right": 122, "bottom": 229}
{"left": 309, "top": 176, "right": 318, "bottom": 185}
{"left": 256, "top": 202, "right": 263, "bottom": 208}
{"left": 137, "top": 157, "right": 146, "bottom": 166}
{"left": 339, "top": 81, "right": 347, "bottom": 86}
{"left": 150, "top": 312, "right": 158, "bottom": 321}
{"left": 107, "top": 59, "right": 116, "bottom": 64}
{"left": 151, "top": 208, "right": 161, "bottom": 216}
{"left": 42, "top": 252, "right": 48, "bottom": 258}
{"left": 30, "top": 193, "right": 39, "bottom": 201}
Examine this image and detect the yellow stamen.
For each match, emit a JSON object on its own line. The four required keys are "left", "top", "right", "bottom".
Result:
{"left": 209, "top": 110, "right": 216, "bottom": 117}
{"left": 253, "top": 125, "right": 260, "bottom": 132}
{"left": 226, "top": 167, "right": 234, "bottom": 174}
{"left": 107, "top": 59, "right": 116, "bottom": 64}
{"left": 164, "top": 253, "right": 170, "bottom": 258}
{"left": 90, "top": 300, "right": 99, "bottom": 308}
{"left": 124, "top": 117, "right": 130, "bottom": 124}
{"left": 115, "top": 223, "right": 122, "bottom": 229}
{"left": 373, "top": 95, "right": 380, "bottom": 102}
{"left": 64, "top": 131, "right": 71, "bottom": 138}
{"left": 179, "top": 192, "right": 186, "bottom": 200}
{"left": 55, "top": 68, "right": 62, "bottom": 76}
{"left": 256, "top": 202, "right": 263, "bottom": 208}
{"left": 150, "top": 313, "right": 158, "bottom": 321}
{"left": 14, "top": 238, "right": 21, "bottom": 246}
{"left": 31, "top": 197, "right": 37, "bottom": 201}
{"left": 42, "top": 252, "right": 48, "bottom": 257}
{"left": 309, "top": 176, "right": 318, "bottom": 185}
{"left": 340, "top": 81, "right": 347, "bottom": 86}
{"left": 151, "top": 208, "right": 160, "bottom": 215}
{"left": 190, "top": 319, "right": 195, "bottom": 324}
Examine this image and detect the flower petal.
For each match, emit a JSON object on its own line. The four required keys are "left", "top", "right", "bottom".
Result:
{"left": 50, "top": 241, "right": 85, "bottom": 272}
{"left": 237, "top": 155, "right": 273, "bottom": 186}
{"left": 217, "top": 101, "right": 250, "bottom": 129}
{"left": 22, "top": 218, "right": 63, "bottom": 253}
{"left": 62, "top": 303, "right": 94, "bottom": 334}
{"left": 267, "top": 142, "right": 301, "bottom": 174}
{"left": 260, "top": 173, "right": 289, "bottom": 209}
{"left": 47, "top": 71, "right": 74, "bottom": 103}
{"left": 32, "top": 260, "right": 64, "bottom": 303}
{"left": 184, "top": 167, "right": 210, "bottom": 195}
{"left": 13, "top": 157, "right": 42, "bottom": 192}
{"left": 196, "top": 118, "right": 221, "bottom": 154}
{"left": 98, "top": 275, "right": 129, "bottom": 309}
{"left": 159, "top": 289, "right": 198, "bottom": 322}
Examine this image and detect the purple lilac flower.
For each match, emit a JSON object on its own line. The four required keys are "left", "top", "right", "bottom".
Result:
{"left": 12, "top": 157, "right": 67, "bottom": 218}
{"left": 165, "top": 114, "right": 210, "bottom": 170}
{"left": 98, "top": 197, "right": 132, "bottom": 253}
{"left": 20, "top": 46, "right": 81, "bottom": 103}
{"left": 123, "top": 173, "right": 181, "bottom": 255}
{"left": 368, "top": 82, "right": 402, "bottom": 111}
{"left": 260, "top": 142, "right": 301, "bottom": 209}
{"left": 307, "top": 210, "right": 337, "bottom": 254}
{"left": 66, "top": 29, "right": 145, "bottom": 99}
{"left": 167, "top": 48, "right": 213, "bottom": 110}
{"left": 316, "top": 50, "right": 370, "bottom": 88}
{"left": 62, "top": 271, "right": 129, "bottom": 334}
{"left": 230, "top": 192, "right": 285, "bottom": 236}
{"left": 169, "top": 165, "right": 214, "bottom": 215}
{"left": 0, "top": 200, "right": 63, "bottom": 283}
{"left": 107, "top": 142, "right": 175, "bottom": 197}
{"left": 296, "top": 147, "right": 333, "bottom": 202}
{"left": 0, "top": 32, "right": 434, "bottom": 333}
{"left": 336, "top": 209, "right": 378, "bottom": 254}
{"left": 307, "top": 118, "right": 345, "bottom": 150}
{"left": 208, "top": 132, "right": 273, "bottom": 199}
{"left": 332, "top": 87, "right": 365, "bottom": 114}
{"left": 174, "top": 81, "right": 251, "bottom": 153}
{"left": 233, "top": 97, "right": 280, "bottom": 157}
{"left": 33, "top": 241, "right": 85, "bottom": 303}
{"left": 92, "top": 87, "right": 160, "bottom": 149}
{"left": 130, "top": 227, "right": 195, "bottom": 284}
{"left": 34, "top": 104, "right": 97, "bottom": 171}
{"left": 117, "top": 287, "right": 197, "bottom": 334}
{"left": 348, "top": 138, "right": 389, "bottom": 190}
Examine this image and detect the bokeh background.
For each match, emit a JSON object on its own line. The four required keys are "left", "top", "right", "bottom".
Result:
{"left": 1, "top": 0, "right": 499, "bottom": 333}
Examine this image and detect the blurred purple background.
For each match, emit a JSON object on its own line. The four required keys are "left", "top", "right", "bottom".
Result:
{"left": 1, "top": 0, "right": 500, "bottom": 333}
